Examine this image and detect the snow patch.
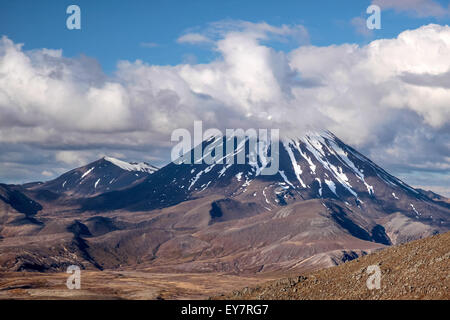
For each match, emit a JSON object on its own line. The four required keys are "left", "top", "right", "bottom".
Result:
{"left": 324, "top": 179, "right": 336, "bottom": 195}
{"left": 315, "top": 178, "right": 322, "bottom": 197}
{"left": 283, "top": 141, "right": 307, "bottom": 188}
{"left": 81, "top": 167, "right": 95, "bottom": 179}
{"left": 410, "top": 204, "right": 421, "bottom": 216}
{"left": 279, "top": 170, "right": 294, "bottom": 188}
{"left": 104, "top": 156, "right": 158, "bottom": 173}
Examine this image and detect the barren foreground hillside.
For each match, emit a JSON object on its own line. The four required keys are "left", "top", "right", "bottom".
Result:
{"left": 0, "top": 232, "right": 448, "bottom": 300}
{"left": 217, "top": 231, "right": 450, "bottom": 300}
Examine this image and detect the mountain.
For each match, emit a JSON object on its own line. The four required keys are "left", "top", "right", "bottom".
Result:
{"left": 0, "top": 131, "right": 448, "bottom": 278}
{"left": 417, "top": 188, "right": 450, "bottom": 204}
{"left": 26, "top": 156, "right": 158, "bottom": 197}
{"left": 0, "top": 184, "right": 42, "bottom": 218}
{"left": 0, "top": 184, "right": 43, "bottom": 238}
{"left": 218, "top": 231, "right": 450, "bottom": 300}
{"left": 81, "top": 131, "right": 449, "bottom": 242}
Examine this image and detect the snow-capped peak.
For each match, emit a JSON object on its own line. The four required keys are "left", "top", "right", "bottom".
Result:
{"left": 104, "top": 156, "right": 158, "bottom": 174}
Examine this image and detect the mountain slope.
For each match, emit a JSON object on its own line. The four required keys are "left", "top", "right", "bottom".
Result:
{"left": 81, "top": 131, "right": 449, "bottom": 244}
{"left": 0, "top": 184, "right": 43, "bottom": 238}
{"left": 27, "top": 156, "right": 158, "bottom": 197}
{"left": 1, "top": 131, "right": 448, "bottom": 275}
{"left": 218, "top": 231, "right": 450, "bottom": 300}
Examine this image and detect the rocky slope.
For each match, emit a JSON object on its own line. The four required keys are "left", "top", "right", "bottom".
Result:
{"left": 0, "top": 184, "right": 43, "bottom": 237}
{"left": 218, "top": 231, "right": 450, "bottom": 300}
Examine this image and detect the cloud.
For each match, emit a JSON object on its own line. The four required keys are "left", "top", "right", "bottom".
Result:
{"left": 177, "top": 33, "right": 212, "bottom": 44}
{"left": 0, "top": 23, "right": 449, "bottom": 195}
{"left": 350, "top": 16, "right": 374, "bottom": 37}
{"left": 400, "top": 70, "right": 450, "bottom": 88}
{"left": 372, "top": 0, "right": 449, "bottom": 17}
{"left": 41, "top": 170, "right": 54, "bottom": 177}
{"left": 55, "top": 151, "right": 91, "bottom": 166}
{"left": 178, "top": 21, "right": 310, "bottom": 46}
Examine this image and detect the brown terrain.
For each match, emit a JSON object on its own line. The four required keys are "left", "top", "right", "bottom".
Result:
{"left": 1, "top": 133, "right": 449, "bottom": 300}
{"left": 0, "top": 270, "right": 275, "bottom": 300}
{"left": 216, "top": 231, "right": 450, "bottom": 300}
{"left": 1, "top": 231, "right": 447, "bottom": 300}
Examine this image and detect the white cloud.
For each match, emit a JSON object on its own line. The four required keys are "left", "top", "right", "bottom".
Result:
{"left": 177, "top": 33, "right": 212, "bottom": 44}
{"left": 372, "top": 0, "right": 449, "bottom": 17}
{"left": 178, "top": 21, "right": 309, "bottom": 46}
{"left": 41, "top": 170, "right": 53, "bottom": 177}
{"left": 0, "top": 23, "right": 449, "bottom": 194}
{"left": 289, "top": 24, "right": 450, "bottom": 138}
{"left": 55, "top": 151, "right": 91, "bottom": 167}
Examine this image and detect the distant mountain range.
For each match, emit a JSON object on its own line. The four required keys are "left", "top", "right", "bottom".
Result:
{"left": 0, "top": 131, "right": 449, "bottom": 275}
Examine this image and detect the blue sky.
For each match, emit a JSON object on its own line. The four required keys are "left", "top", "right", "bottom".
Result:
{"left": 0, "top": 0, "right": 449, "bottom": 196}
{"left": 1, "top": 0, "right": 449, "bottom": 72}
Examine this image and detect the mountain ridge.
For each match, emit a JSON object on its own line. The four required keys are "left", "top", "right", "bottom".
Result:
{"left": 0, "top": 130, "right": 448, "bottom": 277}
{"left": 24, "top": 156, "right": 159, "bottom": 197}
{"left": 80, "top": 131, "right": 449, "bottom": 236}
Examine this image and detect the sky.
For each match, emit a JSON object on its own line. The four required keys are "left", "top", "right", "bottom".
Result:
{"left": 0, "top": 0, "right": 449, "bottom": 196}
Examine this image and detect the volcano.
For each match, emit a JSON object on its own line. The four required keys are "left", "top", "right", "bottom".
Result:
{"left": 82, "top": 131, "right": 449, "bottom": 237}
{"left": 0, "top": 131, "right": 449, "bottom": 275}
